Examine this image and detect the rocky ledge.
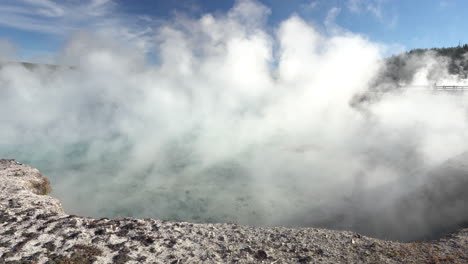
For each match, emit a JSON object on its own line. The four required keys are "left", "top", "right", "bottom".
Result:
{"left": 0, "top": 159, "right": 467, "bottom": 263}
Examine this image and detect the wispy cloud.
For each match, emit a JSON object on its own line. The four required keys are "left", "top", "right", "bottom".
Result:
{"left": 347, "top": 0, "right": 386, "bottom": 19}
{"left": 0, "top": 0, "right": 114, "bottom": 33}
{"left": 20, "top": 0, "right": 66, "bottom": 17}
{"left": 324, "top": 7, "right": 341, "bottom": 30}
{"left": 439, "top": 0, "right": 451, "bottom": 8}
{"left": 0, "top": 0, "right": 156, "bottom": 53}
{"left": 347, "top": 0, "right": 397, "bottom": 29}
{"left": 301, "top": 0, "right": 319, "bottom": 10}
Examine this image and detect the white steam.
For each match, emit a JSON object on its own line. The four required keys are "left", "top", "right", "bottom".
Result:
{"left": 0, "top": 39, "right": 16, "bottom": 62}
{"left": 1, "top": 0, "right": 467, "bottom": 241}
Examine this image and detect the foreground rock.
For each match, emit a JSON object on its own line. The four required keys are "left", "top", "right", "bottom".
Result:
{"left": 0, "top": 159, "right": 467, "bottom": 263}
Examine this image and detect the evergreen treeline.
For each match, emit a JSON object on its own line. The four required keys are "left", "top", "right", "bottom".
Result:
{"left": 379, "top": 44, "right": 468, "bottom": 86}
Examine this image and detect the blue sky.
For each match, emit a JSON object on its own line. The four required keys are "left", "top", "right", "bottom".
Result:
{"left": 1, "top": 0, "right": 467, "bottom": 62}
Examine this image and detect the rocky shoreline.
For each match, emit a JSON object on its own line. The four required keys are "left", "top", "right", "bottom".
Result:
{"left": 1, "top": 159, "right": 467, "bottom": 263}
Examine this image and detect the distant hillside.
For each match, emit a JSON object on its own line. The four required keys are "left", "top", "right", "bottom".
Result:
{"left": 3, "top": 44, "right": 468, "bottom": 84}
{"left": 374, "top": 44, "right": 468, "bottom": 88}
{"left": 410, "top": 44, "right": 468, "bottom": 76}
{"left": 0, "top": 61, "right": 71, "bottom": 71}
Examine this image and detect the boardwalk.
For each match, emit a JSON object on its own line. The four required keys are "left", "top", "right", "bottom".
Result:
{"left": 394, "top": 85, "right": 468, "bottom": 93}
{"left": 432, "top": 85, "right": 468, "bottom": 92}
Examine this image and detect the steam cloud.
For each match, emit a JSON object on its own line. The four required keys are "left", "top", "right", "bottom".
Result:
{"left": 1, "top": 0, "right": 468, "bottom": 241}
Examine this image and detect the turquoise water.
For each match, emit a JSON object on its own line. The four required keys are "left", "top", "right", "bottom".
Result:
{"left": 2, "top": 141, "right": 291, "bottom": 226}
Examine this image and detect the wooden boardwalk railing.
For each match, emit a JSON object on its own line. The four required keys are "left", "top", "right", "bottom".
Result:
{"left": 393, "top": 85, "right": 468, "bottom": 93}
{"left": 432, "top": 85, "right": 468, "bottom": 92}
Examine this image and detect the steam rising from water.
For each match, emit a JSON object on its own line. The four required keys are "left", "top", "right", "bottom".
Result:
{"left": 1, "top": 0, "right": 468, "bottom": 241}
